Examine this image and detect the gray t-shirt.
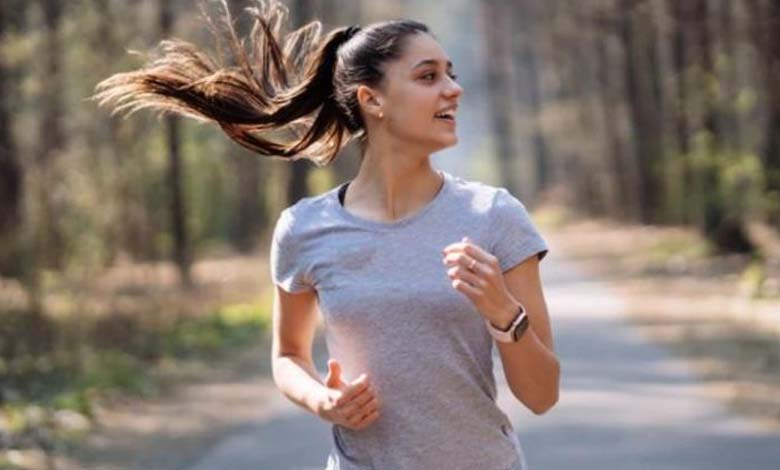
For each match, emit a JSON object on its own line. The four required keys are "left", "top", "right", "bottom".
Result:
{"left": 270, "top": 168, "right": 548, "bottom": 470}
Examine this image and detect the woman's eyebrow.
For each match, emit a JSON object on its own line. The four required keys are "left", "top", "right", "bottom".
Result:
{"left": 412, "top": 59, "right": 454, "bottom": 70}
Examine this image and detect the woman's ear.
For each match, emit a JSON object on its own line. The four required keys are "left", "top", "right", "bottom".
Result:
{"left": 357, "top": 84, "right": 383, "bottom": 119}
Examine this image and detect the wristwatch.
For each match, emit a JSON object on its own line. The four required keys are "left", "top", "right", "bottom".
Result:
{"left": 484, "top": 303, "right": 529, "bottom": 343}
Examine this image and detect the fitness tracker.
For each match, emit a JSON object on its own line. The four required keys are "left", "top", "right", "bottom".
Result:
{"left": 484, "top": 303, "right": 529, "bottom": 343}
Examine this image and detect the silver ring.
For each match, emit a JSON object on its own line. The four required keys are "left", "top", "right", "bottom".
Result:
{"left": 469, "top": 258, "right": 477, "bottom": 270}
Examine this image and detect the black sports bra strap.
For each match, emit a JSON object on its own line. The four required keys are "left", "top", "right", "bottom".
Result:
{"left": 338, "top": 182, "right": 349, "bottom": 206}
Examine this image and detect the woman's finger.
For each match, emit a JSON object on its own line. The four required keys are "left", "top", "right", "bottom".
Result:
{"left": 461, "top": 237, "right": 494, "bottom": 263}
{"left": 452, "top": 278, "right": 481, "bottom": 298}
{"left": 336, "top": 379, "right": 370, "bottom": 406}
{"left": 350, "top": 396, "right": 379, "bottom": 418}
{"left": 448, "top": 265, "right": 486, "bottom": 289}
{"left": 347, "top": 400, "right": 378, "bottom": 425}
{"left": 340, "top": 388, "right": 376, "bottom": 416}
{"left": 443, "top": 238, "right": 493, "bottom": 265}
{"left": 351, "top": 407, "right": 380, "bottom": 429}
{"left": 444, "top": 252, "right": 491, "bottom": 278}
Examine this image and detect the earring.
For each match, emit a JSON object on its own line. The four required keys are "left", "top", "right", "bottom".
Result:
{"left": 378, "top": 111, "right": 384, "bottom": 119}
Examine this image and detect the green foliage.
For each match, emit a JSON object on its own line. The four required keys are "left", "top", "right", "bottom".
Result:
{"left": 184, "top": 122, "right": 237, "bottom": 247}
{"left": 0, "top": 459, "right": 23, "bottom": 470}
{"left": 666, "top": 131, "right": 769, "bottom": 242}
{"left": 646, "top": 232, "right": 713, "bottom": 263}
{"left": 766, "top": 190, "right": 780, "bottom": 219}
{"left": 739, "top": 259, "right": 769, "bottom": 299}
{"left": 734, "top": 88, "right": 758, "bottom": 117}
{"left": 79, "top": 350, "right": 155, "bottom": 399}
{"left": 309, "top": 166, "right": 337, "bottom": 195}
{"left": 719, "top": 152, "right": 765, "bottom": 217}
{"left": 1, "top": 293, "right": 272, "bottom": 409}
{"left": 50, "top": 389, "right": 94, "bottom": 418}
{"left": 533, "top": 205, "right": 576, "bottom": 229}
{"left": 162, "top": 301, "right": 270, "bottom": 358}
{"left": 0, "top": 296, "right": 273, "bottom": 458}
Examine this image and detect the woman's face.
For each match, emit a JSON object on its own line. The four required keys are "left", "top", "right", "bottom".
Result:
{"left": 373, "top": 33, "right": 463, "bottom": 152}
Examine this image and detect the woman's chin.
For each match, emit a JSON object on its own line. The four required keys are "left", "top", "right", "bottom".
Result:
{"left": 436, "top": 133, "right": 458, "bottom": 149}
{"left": 408, "top": 131, "right": 458, "bottom": 153}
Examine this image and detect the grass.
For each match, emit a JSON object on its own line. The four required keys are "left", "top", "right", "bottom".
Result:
{"left": 1, "top": 289, "right": 274, "bottom": 463}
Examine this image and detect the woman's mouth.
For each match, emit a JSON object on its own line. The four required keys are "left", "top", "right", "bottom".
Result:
{"left": 434, "top": 111, "right": 456, "bottom": 125}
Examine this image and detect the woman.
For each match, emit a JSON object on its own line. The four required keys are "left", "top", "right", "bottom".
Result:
{"left": 91, "top": 1, "right": 560, "bottom": 468}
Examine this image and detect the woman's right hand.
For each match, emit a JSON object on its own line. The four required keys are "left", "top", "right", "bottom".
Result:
{"left": 317, "top": 358, "right": 382, "bottom": 430}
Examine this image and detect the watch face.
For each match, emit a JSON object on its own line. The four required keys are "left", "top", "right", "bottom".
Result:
{"left": 513, "top": 317, "right": 530, "bottom": 341}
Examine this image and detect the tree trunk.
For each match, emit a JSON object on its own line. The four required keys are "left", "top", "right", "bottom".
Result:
{"left": 0, "top": 1, "right": 24, "bottom": 277}
{"left": 480, "top": 0, "right": 521, "bottom": 194}
{"left": 160, "top": 0, "right": 193, "bottom": 287}
{"left": 594, "top": 31, "right": 633, "bottom": 220}
{"left": 716, "top": 0, "right": 741, "bottom": 154}
{"left": 92, "top": 0, "right": 132, "bottom": 265}
{"left": 227, "top": 0, "right": 263, "bottom": 252}
{"left": 668, "top": 0, "right": 691, "bottom": 156}
{"left": 618, "top": 0, "right": 664, "bottom": 224}
{"left": 762, "top": 0, "right": 780, "bottom": 228}
{"left": 34, "top": 0, "right": 67, "bottom": 269}
{"left": 287, "top": 0, "right": 315, "bottom": 207}
{"left": 690, "top": 0, "right": 725, "bottom": 242}
{"left": 511, "top": 0, "right": 550, "bottom": 206}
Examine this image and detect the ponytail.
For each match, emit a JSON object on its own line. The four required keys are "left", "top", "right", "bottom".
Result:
{"left": 90, "top": 0, "right": 362, "bottom": 166}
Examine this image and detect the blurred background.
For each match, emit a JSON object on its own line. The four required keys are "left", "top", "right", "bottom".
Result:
{"left": 1, "top": 0, "right": 779, "bottom": 469}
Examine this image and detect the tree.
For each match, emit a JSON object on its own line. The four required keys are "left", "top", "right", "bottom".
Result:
{"left": 34, "top": 0, "right": 67, "bottom": 268}
{"left": 160, "top": 0, "right": 193, "bottom": 287}
{"left": 480, "top": 0, "right": 522, "bottom": 195}
{"left": 510, "top": 0, "right": 550, "bottom": 206}
{"left": 227, "top": 0, "right": 264, "bottom": 252}
{"left": 287, "top": 0, "right": 316, "bottom": 207}
{"left": 747, "top": 0, "right": 780, "bottom": 228}
{"left": 593, "top": 4, "right": 636, "bottom": 220}
{"left": 618, "top": 0, "right": 664, "bottom": 224}
{"left": 0, "top": 0, "right": 24, "bottom": 277}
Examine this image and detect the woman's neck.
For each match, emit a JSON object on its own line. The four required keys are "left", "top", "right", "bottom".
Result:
{"left": 343, "top": 148, "right": 441, "bottom": 222}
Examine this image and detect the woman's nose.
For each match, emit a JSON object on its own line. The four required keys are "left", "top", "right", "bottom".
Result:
{"left": 445, "top": 80, "right": 463, "bottom": 97}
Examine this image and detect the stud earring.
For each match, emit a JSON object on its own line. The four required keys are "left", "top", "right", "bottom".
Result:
{"left": 378, "top": 111, "right": 384, "bottom": 119}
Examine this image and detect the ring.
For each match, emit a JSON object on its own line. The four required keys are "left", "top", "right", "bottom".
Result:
{"left": 469, "top": 258, "right": 477, "bottom": 270}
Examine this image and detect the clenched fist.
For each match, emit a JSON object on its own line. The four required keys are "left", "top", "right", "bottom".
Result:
{"left": 317, "top": 358, "right": 382, "bottom": 430}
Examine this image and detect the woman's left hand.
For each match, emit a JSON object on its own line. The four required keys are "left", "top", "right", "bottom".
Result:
{"left": 442, "top": 236, "right": 517, "bottom": 327}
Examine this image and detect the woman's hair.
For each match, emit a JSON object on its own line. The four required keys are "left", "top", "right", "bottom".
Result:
{"left": 89, "top": 0, "right": 430, "bottom": 166}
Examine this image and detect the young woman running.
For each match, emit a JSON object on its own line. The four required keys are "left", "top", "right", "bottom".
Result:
{"left": 91, "top": 1, "right": 560, "bottom": 468}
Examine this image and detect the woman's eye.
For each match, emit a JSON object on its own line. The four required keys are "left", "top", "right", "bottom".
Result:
{"left": 421, "top": 72, "right": 458, "bottom": 81}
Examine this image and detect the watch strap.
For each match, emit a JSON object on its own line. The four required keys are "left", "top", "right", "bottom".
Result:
{"left": 485, "top": 304, "right": 528, "bottom": 343}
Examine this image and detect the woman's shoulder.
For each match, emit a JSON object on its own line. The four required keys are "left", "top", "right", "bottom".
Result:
{"left": 273, "top": 188, "right": 337, "bottom": 242}
{"left": 282, "top": 186, "right": 337, "bottom": 220}
{"left": 444, "top": 171, "right": 506, "bottom": 213}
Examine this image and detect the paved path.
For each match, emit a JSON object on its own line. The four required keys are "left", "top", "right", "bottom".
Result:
{"left": 186, "top": 250, "right": 780, "bottom": 470}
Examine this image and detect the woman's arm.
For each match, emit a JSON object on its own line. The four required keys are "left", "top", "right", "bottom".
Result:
{"left": 271, "top": 285, "right": 382, "bottom": 429}
{"left": 271, "top": 285, "right": 328, "bottom": 416}
{"left": 442, "top": 238, "right": 560, "bottom": 415}
{"left": 494, "top": 255, "right": 560, "bottom": 414}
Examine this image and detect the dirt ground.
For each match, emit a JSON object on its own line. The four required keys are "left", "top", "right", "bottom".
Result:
{"left": 2, "top": 251, "right": 285, "bottom": 470}
{"left": 47, "top": 337, "right": 281, "bottom": 470}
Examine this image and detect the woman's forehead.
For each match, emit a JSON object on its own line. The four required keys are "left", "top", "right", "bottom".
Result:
{"left": 397, "top": 34, "right": 452, "bottom": 70}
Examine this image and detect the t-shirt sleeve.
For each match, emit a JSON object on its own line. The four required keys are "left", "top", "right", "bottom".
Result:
{"left": 488, "top": 187, "right": 549, "bottom": 272}
{"left": 269, "top": 208, "right": 315, "bottom": 294}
